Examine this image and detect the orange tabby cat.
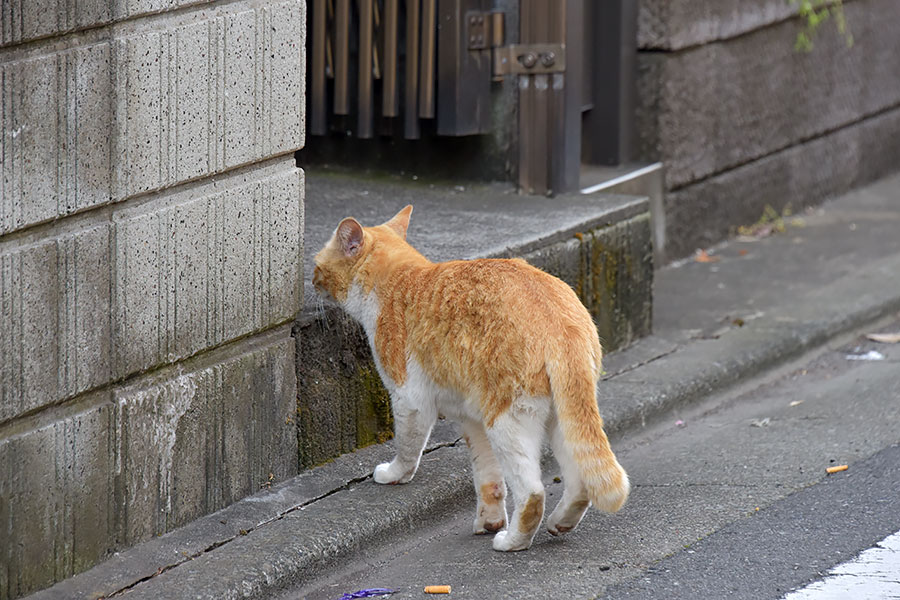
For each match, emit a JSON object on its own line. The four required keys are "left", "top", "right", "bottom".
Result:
{"left": 313, "top": 206, "right": 629, "bottom": 551}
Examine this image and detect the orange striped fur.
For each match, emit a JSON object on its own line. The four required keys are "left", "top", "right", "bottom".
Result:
{"left": 313, "top": 206, "right": 629, "bottom": 551}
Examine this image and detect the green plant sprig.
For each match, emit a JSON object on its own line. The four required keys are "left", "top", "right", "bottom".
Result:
{"left": 791, "top": 0, "right": 854, "bottom": 52}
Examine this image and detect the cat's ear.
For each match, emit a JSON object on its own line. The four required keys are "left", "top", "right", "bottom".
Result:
{"left": 337, "top": 218, "right": 364, "bottom": 257}
{"left": 384, "top": 205, "right": 413, "bottom": 240}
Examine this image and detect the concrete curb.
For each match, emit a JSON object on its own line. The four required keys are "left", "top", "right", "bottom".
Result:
{"left": 27, "top": 246, "right": 900, "bottom": 600}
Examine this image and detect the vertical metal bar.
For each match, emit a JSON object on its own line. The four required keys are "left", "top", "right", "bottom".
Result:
{"left": 418, "top": 0, "right": 436, "bottom": 119}
{"left": 373, "top": 0, "right": 381, "bottom": 79}
{"left": 334, "top": 0, "right": 350, "bottom": 115}
{"left": 546, "top": 0, "right": 564, "bottom": 194}
{"left": 517, "top": 0, "right": 535, "bottom": 192}
{"left": 311, "top": 0, "right": 328, "bottom": 135}
{"left": 404, "top": 0, "right": 421, "bottom": 138}
{"left": 358, "top": 0, "right": 374, "bottom": 137}
{"left": 519, "top": 0, "right": 553, "bottom": 194}
{"left": 551, "top": 0, "right": 581, "bottom": 193}
{"left": 383, "top": 0, "right": 399, "bottom": 116}
{"left": 582, "top": 0, "right": 637, "bottom": 165}
{"left": 531, "top": 73, "right": 549, "bottom": 194}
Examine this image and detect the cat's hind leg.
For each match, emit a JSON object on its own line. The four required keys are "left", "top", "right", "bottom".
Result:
{"left": 460, "top": 418, "right": 507, "bottom": 534}
{"left": 546, "top": 418, "right": 591, "bottom": 535}
{"left": 485, "top": 399, "right": 550, "bottom": 551}
{"left": 373, "top": 388, "right": 437, "bottom": 484}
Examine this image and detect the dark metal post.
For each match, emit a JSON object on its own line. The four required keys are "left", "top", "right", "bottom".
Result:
{"left": 582, "top": 0, "right": 637, "bottom": 165}
{"left": 358, "top": 0, "right": 374, "bottom": 137}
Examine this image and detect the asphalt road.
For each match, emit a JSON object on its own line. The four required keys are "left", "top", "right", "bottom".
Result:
{"left": 281, "top": 323, "right": 900, "bottom": 600}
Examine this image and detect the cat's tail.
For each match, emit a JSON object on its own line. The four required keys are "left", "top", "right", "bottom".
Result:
{"left": 548, "top": 338, "right": 630, "bottom": 513}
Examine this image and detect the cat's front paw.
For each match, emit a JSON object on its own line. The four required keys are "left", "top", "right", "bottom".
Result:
{"left": 373, "top": 461, "right": 413, "bottom": 485}
{"left": 491, "top": 530, "right": 531, "bottom": 552}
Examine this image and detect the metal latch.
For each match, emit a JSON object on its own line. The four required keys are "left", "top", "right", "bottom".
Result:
{"left": 493, "top": 43, "right": 566, "bottom": 77}
{"left": 465, "top": 10, "right": 564, "bottom": 79}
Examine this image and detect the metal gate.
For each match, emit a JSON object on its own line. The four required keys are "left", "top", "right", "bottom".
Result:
{"left": 306, "top": 0, "right": 635, "bottom": 195}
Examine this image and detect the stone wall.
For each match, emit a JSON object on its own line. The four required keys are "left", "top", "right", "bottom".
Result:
{"left": 636, "top": 0, "right": 900, "bottom": 258}
{"left": 0, "top": 1, "right": 306, "bottom": 597}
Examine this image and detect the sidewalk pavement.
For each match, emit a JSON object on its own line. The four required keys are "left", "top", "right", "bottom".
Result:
{"left": 27, "top": 172, "right": 900, "bottom": 600}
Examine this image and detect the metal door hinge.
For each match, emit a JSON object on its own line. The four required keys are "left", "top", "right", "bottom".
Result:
{"left": 466, "top": 10, "right": 565, "bottom": 79}
{"left": 466, "top": 10, "right": 504, "bottom": 50}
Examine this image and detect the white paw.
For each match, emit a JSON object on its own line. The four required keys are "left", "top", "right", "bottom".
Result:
{"left": 373, "top": 461, "right": 413, "bottom": 485}
{"left": 491, "top": 530, "right": 530, "bottom": 552}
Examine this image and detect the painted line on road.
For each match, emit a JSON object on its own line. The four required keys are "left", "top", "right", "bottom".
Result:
{"left": 783, "top": 530, "right": 900, "bottom": 600}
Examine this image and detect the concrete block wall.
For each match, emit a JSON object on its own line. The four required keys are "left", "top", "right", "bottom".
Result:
{"left": 0, "top": 1, "right": 306, "bottom": 597}
{"left": 636, "top": 0, "right": 900, "bottom": 258}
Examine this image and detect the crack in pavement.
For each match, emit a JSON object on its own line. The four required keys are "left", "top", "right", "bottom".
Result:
{"left": 105, "top": 437, "right": 465, "bottom": 597}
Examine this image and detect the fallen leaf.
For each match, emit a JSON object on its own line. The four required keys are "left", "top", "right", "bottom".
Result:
{"left": 866, "top": 332, "right": 900, "bottom": 344}
{"left": 695, "top": 249, "right": 720, "bottom": 263}
{"left": 738, "top": 249, "right": 749, "bottom": 256}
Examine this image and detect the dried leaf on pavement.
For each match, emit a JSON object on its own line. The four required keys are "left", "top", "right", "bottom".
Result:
{"left": 695, "top": 249, "right": 720, "bottom": 263}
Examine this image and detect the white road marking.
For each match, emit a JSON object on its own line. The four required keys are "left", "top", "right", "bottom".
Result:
{"left": 783, "top": 530, "right": 900, "bottom": 599}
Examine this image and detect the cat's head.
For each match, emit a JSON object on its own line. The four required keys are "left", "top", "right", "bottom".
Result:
{"left": 313, "top": 205, "right": 413, "bottom": 302}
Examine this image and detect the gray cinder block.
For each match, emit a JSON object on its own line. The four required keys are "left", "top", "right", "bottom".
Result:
{"left": 113, "top": 330, "right": 298, "bottom": 547}
{"left": 1, "top": 0, "right": 305, "bottom": 234}
{"left": 0, "top": 330, "right": 297, "bottom": 599}
{"left": 113, "top": 162, "right": 303, "bottom": 379}
{"left": 0, "top": 1, "right": 306, "bottom": 594}
{"left": 114, "top": 1, "right": 305, "bottom": 199}
{"left": 0, "top": 393, "right": 114, "bottom": 600}
{"left": 0, "top": 43, "right": 112, "bottom": 234}
{"left": 663, "top": 105, "right": 900, "bottom": 258}
{"left": 639, "top": 0, "right": 796, "bottom": 51}
{"left": 0, "top": 225, "right": 112, "bottom": 421}
{"left": 637, "top": 0, "right": 900, "bottom": 192}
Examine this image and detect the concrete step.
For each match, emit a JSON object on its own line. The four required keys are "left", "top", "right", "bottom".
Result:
{"left": 296, "top": 170, "right": 656, "bottom": 468}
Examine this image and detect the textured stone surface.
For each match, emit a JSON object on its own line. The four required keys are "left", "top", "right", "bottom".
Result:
{"left": 662, "top": 104, "right": 900, "bottom": 259}
{"left": 0, "top": 225, "right": 112, "bottom": 422}
{"left": 0, "top": 330, "right": 297, "bottom": 600}
{"left": 638, "top": 0, "right": 797, "bottom": 50}
{"left": 113, "top": 162, "right": 303, "bottom": 379}
{"left": 0, "top": 393, "right": 115, "bottom": 600}
{"left": 0, "top": 1, "right": 241, "bottom": 47}
{"left": 114, "top": 330, "right": 298, "bottom": 546}
{"left": 114, "top": 1, "right": 305, "bottom": 199}
{"left": 296, "top": 312, "right": 394, "bottom": 468}
{"left": 1, "top": 162, "right": 302, "bottom": 422}
{"left": 0, "top": 0, "right": 111, "bottom": 46}
{"left": 0, "top": 42, "right": 112, "bottom": 234}
{"left": 636, "top": 0, "right": 900, "bottom": 192}
{"left": 1, "top": 0, "right": 305, "bottom": 235}
{"left": 0, "top": 1, "right": 306, "bottom": 596}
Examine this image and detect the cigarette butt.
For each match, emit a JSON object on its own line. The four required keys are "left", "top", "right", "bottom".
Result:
{"left": 424, "top": 585, "right": 451, "bottom": 594}
{"left": 826, "top": 464, "right": 848, "bottom": 474}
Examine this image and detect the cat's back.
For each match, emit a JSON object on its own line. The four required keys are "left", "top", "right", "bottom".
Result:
{"left": 417, "top": 257, "right": 587, "bottom": 324}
